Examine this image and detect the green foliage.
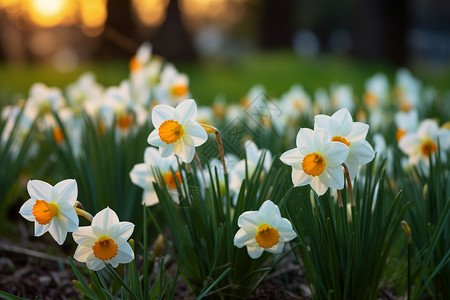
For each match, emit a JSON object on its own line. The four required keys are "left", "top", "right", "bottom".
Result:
{"left": 285, "top": 161, "right": 408, "bottom": 300}
{"left": 0, "top": 107, "right": 37, "bottom": 227}
{"left": 400, "top": 149, "right": 450, "bottom": 299}
{"left": 149, "top": 153, "right": 289, "bottom": 298}
{"left": 47, "top": 112, "right": 148, "bottom": 229}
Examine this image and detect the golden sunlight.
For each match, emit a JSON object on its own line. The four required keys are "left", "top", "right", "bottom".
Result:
{"left": 28, "top": 0, "right": 75, "bottom": 27}
{"left": 132, "top": 0, "right": 169, "bottom": 27}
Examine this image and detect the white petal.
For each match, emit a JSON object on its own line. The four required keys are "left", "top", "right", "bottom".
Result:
{"left": 175, "top": 99, "right": 197, "bottom": 123}
{"left": 147, "top": 129, "right": 165, "bottom": 147}
{"left": 34, "top": 223, "right": 49, "bottom": 237}
{"left": 87, "top": 258, "right": 106, "bottom": 271}
{"left": 347, "top": 122, "right": 369, "bottom": 142}
{"left": 331, "top": 108, "right": 353, "bottom": 134}
{"left": 19, "top": 198, "right": 37, "bottom": 222}
{"left": 292, "top": 168, "right": 311, "bottom": 187}
{"left": 184, "top": 122, "right": 207, "bottom": 146}
{"left": 259, "top": 200, "right": 281, "bottom": 221}
{"left": 398, "top": 134, "right": 418, "bottom": 156}
{"left": 48, "top": 218, "right": 68, "bottom": 245}
{"left": 143, "top": 147, "right": 161, "bottom": 165}
{"left": 58, "top": 202, "right": 79, "bottom": 232}
{"left": 152, "top": 104, "right": 174, "bottom": 128}
{"left": 176, "top": 142, "right": 195, "bottom": 163}
{"left": 266, "top": 242, "right": 284, "bottom": 254}
{"left": 310, "top": 177, "right": 328, "bottom": 196}
{"left": 109, "top": 222, "right": 135, "bottom": 246}
{"left": 313, "top": 114, "right": 330, "bottom": 131}
{"left": 417, "top": 119, "right": 439, "bottom": 139}
{"left": 142, "top": 189, "right": 159, "bottom": 206}
{"left": 114, "top": 243, "right": 134, "bottom": 263}
{"left": 350, "top": 140, "right": 375, "bottom": 165}
{"left": 159, "top": 144, "right": 174, "bottom": 157}
{"left": 247, "top": 246, "right": 264, "bottom": 259}
{"left": 92, "top": 207, "right": 120, "bottom": 232}
{"left": 27, "top": 180, "right": 52, "bottom": 201}
{"left": 277, "top": 219, "right": 297, "bottom": 242}
{"left": 234, "top": 228, "right": 256, "bottom": 247}
{"left": 237, "top": 211, "right": 260, "bottom": 232}
{"left": 324, "top": 142, "right": 349, "bottom": 167}
{"left": 53, "top": 179, "right": 78, "bottom": 205}
{"left": 321, "top": 166, "right": 345, "bottom": 190}
{"left": 73, "top": 226, "right": 97, "bottom": 245}
{"left": 280, "top": 148, "right": 302, "bottom": 166}
{"left": 73, "top": 245, "right": 92, "bottom": 262}
{"left": 296, "top": 128, "right": 315, "bottom": 151}
{"left": 129, "top": 163, "right": 152, "bottom": 189}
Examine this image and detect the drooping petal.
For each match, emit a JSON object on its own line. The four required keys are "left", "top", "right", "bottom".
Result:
{"left": 27, "top": 180, "right": 52, "bottom": 201}
{"left": 310, "top": 177, "right": 328, "bottom": 196}
{"left": 247, "top": 246, "right": 264, "bottom": 259}
{"left": 87, "top": 257, "right": 106, "bottom": 271}
{"left": 48, "top": 218, "right": 67, "bottom": 245}
{"left": 176, "top": 141, "right": 195, "bottom": 163}
{"left": 53, "top": 179, "right": 78, "bottom": 205}
{"left": 34, "top": 223, "right": 49, "bottom": 237}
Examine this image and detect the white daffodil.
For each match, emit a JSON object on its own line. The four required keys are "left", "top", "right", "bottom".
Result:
{"left": 314, "top": 108, "right": 375, "bottom": 180}
{"left": 234, "top": 200, "right": 296, "bottom": 259}
{"left": 395, "top": 68, "right": 422, "bottom": 112}
{"left": 280, "top": 128, "right": 349, "bottom": 196}
{"left": 394, "top": 109, "right": 418, "bottom": 142}
{"left": 279, "top": 84, "right": 312, "bottom": 119}
{"left": 398, "top": 119, "right": 450, "bottom": 166}
{"left": 154, "top": 64, "right": 190, "bottom": 105}
{"left": 73, "top": 207, "right": 134, "bottom": 271}
{"left": 66, "top": 72, "right": 104, "bottom": 117}
{"left": 19, "top": 179, "right": 79, "bottom": 245}
{"left": 129, "top": 147, "right": 182, "bottom": 206}
{"left": 229, "top": 140, "right": 272, "bottom": 193}
{"left": 330, "top": 84, "right": 354, "bottom": 112}
{"left": 147, "top": 99, "right": 208, "bottom": 163}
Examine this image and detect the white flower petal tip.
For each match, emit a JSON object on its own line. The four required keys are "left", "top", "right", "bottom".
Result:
{"left": 147, "top": 99, "right": 207, "bottom": 163}
{"left": 73, "top": 207, "right": 135, "bottom": 271}
{"left": 19, "top": 179, "right": 79, "bottom": 245}
{"left": 233, "top": 200, "right": 296, "bottom": 259}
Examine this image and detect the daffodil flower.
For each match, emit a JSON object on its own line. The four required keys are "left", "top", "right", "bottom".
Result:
{"left": 129, "top": 147, "right": 182, "bottom": 206}
{"left": 314, "top": 108, "right": 375, "bottom": 180}
{"left": 73, "top": 207, "right": 135, "bottom": 271}
{"left": 234, "top": 200, "right": 296, "bottom": 259}
{"left": 280, "top": 128, "right": 349, "bottom": 196}
{"left": 147, "top": 99, "right": 208, "bottom": 163}
{"left": 19, "top": 179, "right": 79, "bottom": 245}
{"left": 398, "top": 119, "right": 450, "bottom": 166}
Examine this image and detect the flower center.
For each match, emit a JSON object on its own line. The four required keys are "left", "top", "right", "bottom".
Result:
{"left": 364, "top": 92, "right": 378, "bottom": 108}
{"left": 52, "top": 127, "right": 64, "bottom": 144}
{"left": 302, "top": 152, "right": 326, "bottom": 176}
{"left": 170, "top": 84, "right": 188, "bottom": 97}
{"left": 421, "top": 139, "right": 437, "bottom": 156}
{"left": 129, "top": 56, "right": 142, "bottom": 72}
{"left": 158, "top": 120, "right": 183, "bottom": 144}
{"left": 163, "top": 171, "right": 182, "bottom": 189}
{"left": 92, "top": 236, "right": 118, "bottom": 261}
{"left": 332, "top": 136, "right": 351, "bottom": 147}
{"left": 255, "top": 223, "right": 280, "bottom": 249}
{"left": 117, "top": 113, "right": 134, "bottom": 130}
{"left": 396, "top": 128, "right": 407, "bottom": 142}
{"left": 32, "top": 200, "right": 59, "bottom": 225}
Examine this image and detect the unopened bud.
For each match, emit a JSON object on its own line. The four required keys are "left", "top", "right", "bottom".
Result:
{"left": 401, "top": 220, "right": 411, "bottom": 244}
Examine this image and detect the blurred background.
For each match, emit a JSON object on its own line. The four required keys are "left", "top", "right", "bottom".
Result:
{"left": 0, "top": 0, "right": 449, "bottom": 102}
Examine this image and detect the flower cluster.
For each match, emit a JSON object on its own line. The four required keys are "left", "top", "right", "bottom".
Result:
{"left": 19, "top": 179, "right": 134, "bottom": 271}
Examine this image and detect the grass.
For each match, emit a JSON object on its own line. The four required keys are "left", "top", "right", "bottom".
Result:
{"left": 1, "top": 49, "right": 449, "bottom": 106}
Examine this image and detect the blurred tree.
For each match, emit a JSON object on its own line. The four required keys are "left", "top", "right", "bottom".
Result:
{"left": 151, "top": 0, "right": 196, "bottom": 61}
{"left": 99, "top": 0, "right": 138, "bottom": 57}
{"left": 259, "top": 0, "right": 295, "bottom": 49}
